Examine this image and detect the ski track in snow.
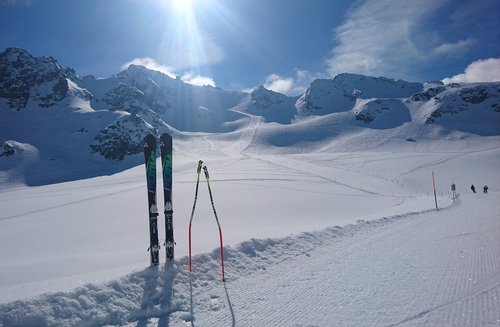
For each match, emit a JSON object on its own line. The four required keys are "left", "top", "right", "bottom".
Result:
{"left": 1, "top": 193, "right": 499, "bottom": 327}
{"left": 0, "top": 185, "right": 143, "bottom": 221}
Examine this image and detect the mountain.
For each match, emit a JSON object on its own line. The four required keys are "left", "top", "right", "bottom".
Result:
{"left": 1, "top": 48, "right": 499, "bottom": 185}
{"left": 295, "top": 73, "right": 423, "bottom": 115}
{"left": 81, "top": 64, "right": 245, "bottom": 132}
{"left": 237, "top": 86, "right": 298, "bottom": 124}
{"left": 0, "top": 48, "right": 248, "bottom": 184}
{"left": 411, "top": 82, "right": 500, "bottom": 136}
{"left": 0, "top": 47, "right": 89, "bottom": 110}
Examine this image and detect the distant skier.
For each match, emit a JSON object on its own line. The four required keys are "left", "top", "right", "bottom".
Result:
{"left": 471, "top": 184, "right": 476, "bottom": 193}
{"left": 483, "top": 185, "right": 488, "bottom": 194}
{"left": 451, "top": 183, "right": 457, "bottom": 201}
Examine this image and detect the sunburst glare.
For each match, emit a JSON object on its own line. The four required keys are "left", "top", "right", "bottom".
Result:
{"left": 172, "top": 0, "right": 195, "bottom": 13}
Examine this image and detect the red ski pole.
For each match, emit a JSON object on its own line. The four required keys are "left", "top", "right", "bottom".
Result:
{"left": 203, "top": 165, "right": 225, "bottom": 282}
{"left": 188, "top": 160, "right": 203, "bottom": 273}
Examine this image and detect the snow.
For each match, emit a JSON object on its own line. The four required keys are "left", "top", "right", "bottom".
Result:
{"left": 1, "top": 48, "right": 499, "bottom": 325}
{"left": 1, "top": 132, "right": 499, "bottom": 326}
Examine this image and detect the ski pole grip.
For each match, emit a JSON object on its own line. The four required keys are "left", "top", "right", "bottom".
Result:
{"left": 197, "top": 160, "right": 203, "bottom": 174}
{"left": 203, "top": 166, "right": 209, "bottom": 179}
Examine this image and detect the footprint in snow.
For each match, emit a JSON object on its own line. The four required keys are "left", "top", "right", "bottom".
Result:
{"left": 210, "top": 295, "right": 222, "bottom": 311}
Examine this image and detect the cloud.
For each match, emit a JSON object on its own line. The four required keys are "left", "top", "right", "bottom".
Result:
{"left": 241, "top": 87, "right": 257, "bottom": 94}
{"left": 442, "top": 58, "right": 500, "bottom": 84}
{"left": 257, "top": 69, "right": 326, "bottom": 96}
{"left": 121, "top": 57, "right": 177, "bottom": 79}
{"left": 181, "top": 72, "right": 216, "bottom": 87}
{"left": 264, "top": 74, "right": 294, "bottom": 94}
{"left": 1, "top": 0, "right": 33, "bottom": 5}
{"left": 121, "top": 57, "right": 216, "bottom": 87}
{"left": 326, "top": 0, "right": 468, "bottom": 79}
{"left": 432, "top": 38, "right": 474, "bottom": 57}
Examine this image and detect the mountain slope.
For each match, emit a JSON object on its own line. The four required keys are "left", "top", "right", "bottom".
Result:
{"left": 295, "top": 73, "right": 423, "bottom": 115}
{"left": 0, "top": 158, "right": 498, "bottom": 326}
{"left": 1, "top": 48, "right": 499, "bottom": 186}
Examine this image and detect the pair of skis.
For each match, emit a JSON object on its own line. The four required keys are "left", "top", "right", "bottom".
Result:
{"left": 188, "top": 160, "right": 225, "bottom": 282}
{"left": 143, "top": 133, "right": 173, "bottom": 266}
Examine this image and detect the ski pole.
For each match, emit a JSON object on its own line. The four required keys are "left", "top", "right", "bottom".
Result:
{"left": 203, "top": 165, "right": 225, "bottom": 282}
{"left": 188, "top": 160, "right": 203, "bottom": 273}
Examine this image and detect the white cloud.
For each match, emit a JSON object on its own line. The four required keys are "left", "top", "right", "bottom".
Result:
{"left": 442, "top": 58, "right": 500, "bottom": 84}
{"left": 432, "top": 38, "right": 474, "bottom": 57}
{"left": 257, "top": 69, "right": 325, "bottom": 96}
{"left": 241, "top": 87, "right": 257, "bottom": 94}
{"left": 121, "top": 58, "right": 216, "bottom": 87}
{"left": 181, "top": 72, "right": 216, "bottom": 87}
{"left": 264, "top": 74, "right": 294, "bottom": 94}
{"left": 121, "top": 57, "right": 177, "bottom": 79}
{"left": 2, "top": 0, "right": 33, "bottom": 5}
{"left": 327, "top": 0, "right": 451, "bottom": 79}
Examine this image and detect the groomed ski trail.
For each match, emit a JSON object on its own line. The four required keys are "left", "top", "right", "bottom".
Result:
{"left": 182, "top": 193, "right": 499, "bottom": 327}
{"left": 1, "top": 192, "right": 498, "bottom": 326}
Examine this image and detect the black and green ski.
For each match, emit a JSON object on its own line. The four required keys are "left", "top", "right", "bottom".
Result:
{"left": 160, "top": 133, "right": 174, "bottom": 260}
{"left": 143, "top": 134, "right": 160, "bottom": 266}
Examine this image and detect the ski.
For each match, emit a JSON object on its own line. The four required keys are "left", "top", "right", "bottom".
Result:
{"left": 143, "top": 134, "right": 160, "bottom": 266}
{"left": 160, "top": 133, "right": 174, "bottom": 260}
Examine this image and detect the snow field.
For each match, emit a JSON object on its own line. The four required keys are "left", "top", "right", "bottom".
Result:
{"left": 1, "top": 134, "right": 499, "bottom": 326}
{"left": 1, "top": 192, "right": 499, "bottom": 326}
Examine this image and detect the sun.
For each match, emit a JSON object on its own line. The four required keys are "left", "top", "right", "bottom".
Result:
{"left": 172, "top": 0, "right": 194, "bottom": 12}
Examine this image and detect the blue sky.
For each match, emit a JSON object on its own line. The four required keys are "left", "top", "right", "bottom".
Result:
{"left": 1, "top": 0, "right": 499, "bottom": 95}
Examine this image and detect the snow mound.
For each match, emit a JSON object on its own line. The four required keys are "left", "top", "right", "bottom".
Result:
{"left": 352, "top": 98, "right": 411, "bottom": 129}
{"left": 0, "top": 140, "right": 38, "bottom": 185}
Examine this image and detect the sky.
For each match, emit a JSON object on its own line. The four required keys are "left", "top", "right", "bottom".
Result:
{"left": 1, "top": 0, "right": 499, "bottom": 95}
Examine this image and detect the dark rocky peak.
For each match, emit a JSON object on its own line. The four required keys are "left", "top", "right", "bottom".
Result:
{"left": 0, "top": 47, "right": 77, "bottom": 110}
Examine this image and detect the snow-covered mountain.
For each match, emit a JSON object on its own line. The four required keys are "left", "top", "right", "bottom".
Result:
{"left": 238, "top": 86, "right": 298, "bottom": 124}
{"left": 295, "top": 73, "right": 423, "bottom": 115}
{"left": 0, "top": 48, "right": 86, "bottom": 110}
{"left": 411, "top": 82, "right": 500, "bottom": 136}
{"left": 1, "top": 48, "right": 499, "bottom": 184}
{"left": 1, "top": 48, "right": 500, "bottom": 326}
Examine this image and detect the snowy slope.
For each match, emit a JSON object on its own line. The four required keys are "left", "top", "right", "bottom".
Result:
{"left": 1, "top": 131, "right": 500, "bottom": 326}
{"left": 295, "top": 73, "right": 423, "bottom": 115}
{"left": 237, "top": 86, "right": 298, "bottom": 124}
{"left": 1, "top": 47, "right": 500, "bottom": 326}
